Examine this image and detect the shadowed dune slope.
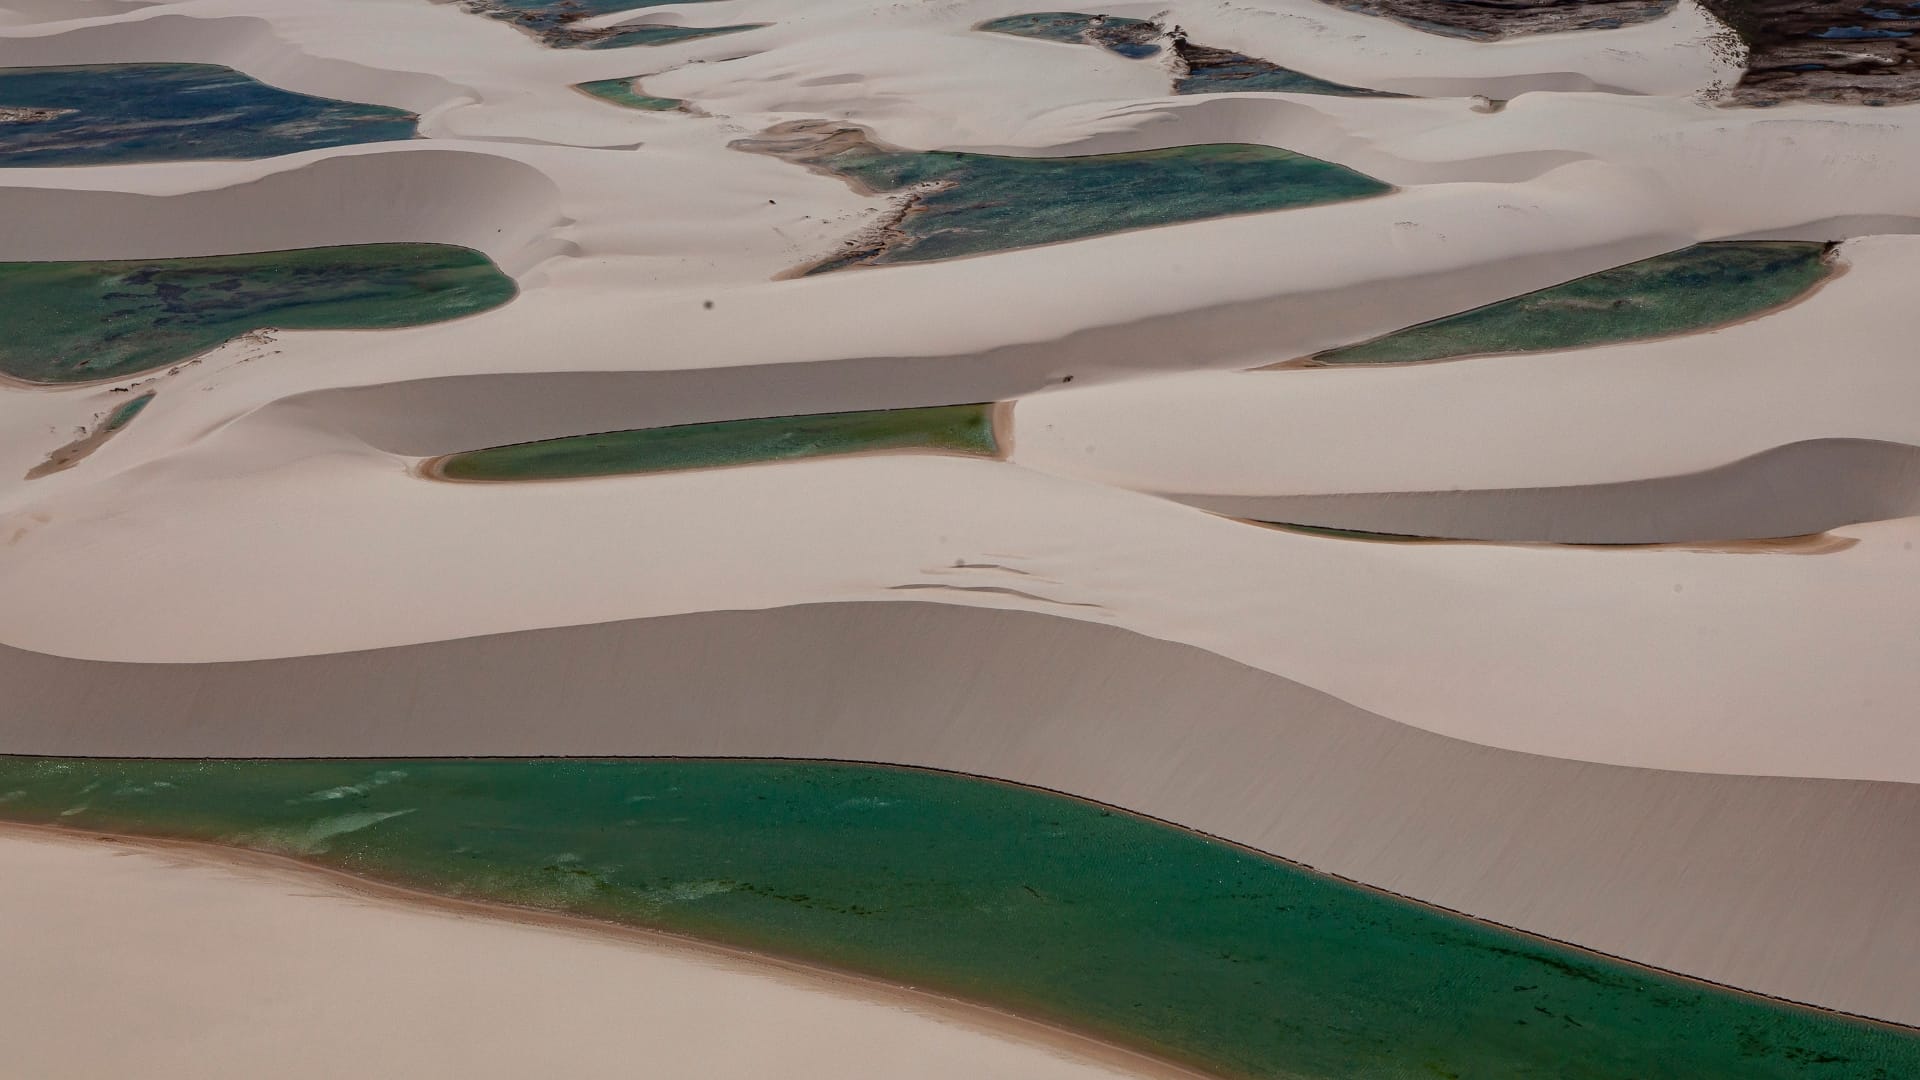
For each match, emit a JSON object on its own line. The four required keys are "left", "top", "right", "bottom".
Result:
{"left": 4, "top": 600, "right": 1917, "bottom": 1026}
{"left": 1169, "top": 438, "right": 1920, "bottom": 543}
{"left": 0, "top": 148, "right": 562, "bottom": 271}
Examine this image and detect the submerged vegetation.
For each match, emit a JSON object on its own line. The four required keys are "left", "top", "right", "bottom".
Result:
{"left": 433, "top": 404, "right": 998, "bottom": 481}
{"left": 0, "top": 757, "right": 1914, "bottom": 1080}
{"left": 1310, "top": 242, "right": 1835, "bottom": 366}
{"left": 0, "top": 244, "right": 516, "bottom": 384}
{"left": 0, "top": 63, "right": 415, "bottom": 167}
{"left": 740, "top": 123, "right": 1389, "bottom": 271}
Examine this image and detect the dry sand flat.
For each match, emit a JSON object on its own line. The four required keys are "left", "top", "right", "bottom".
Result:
{"left": 0, "top": 826, "right": 1186, "bottom": 1080}
{"left": 4, "top": 0, "right": 1920, "bottom": 1055}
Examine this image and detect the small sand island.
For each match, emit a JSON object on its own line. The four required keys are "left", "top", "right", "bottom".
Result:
{"left": 0, "top": 63, "right": 416, "bottom": 166}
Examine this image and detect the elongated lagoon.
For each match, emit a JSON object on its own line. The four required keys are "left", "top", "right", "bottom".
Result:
{"left": 433, "top": 403, "right": 996, "bottom": 481}
{"left": 0, "top": 244, "right": 516, "bottom": 384}
{"left": 1311, "top": 241, "right": 1835, "bottom": 365}
{"left": 0, "top": 757, "right": 1912, "bottom": 1080}
{"left": 0, "top": 64, "right": 415, "bottom": 167}
{"left": 742, "top": 125, "right": 1389, "bottom": 270}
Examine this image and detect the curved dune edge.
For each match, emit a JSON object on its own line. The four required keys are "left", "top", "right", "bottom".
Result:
{"left": 0, "top": 146, "right": 565, "bottom": 273}
{"left": 1165, "top": 438, "right": 1920, "bottom": 544}
{"left": 0, "top": 13, "right": 468, "bottom": 115}
{"left": 6, "top": 599, "right": 1918, "bottom": 1025}
{"left": 0, "top": 824, "right": 1190, "bottom": 1080}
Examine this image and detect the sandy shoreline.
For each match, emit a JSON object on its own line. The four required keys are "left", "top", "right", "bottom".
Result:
{"left": 6, "top": 765, "right": 1916, "bottom": 1041}
{"left": 4, "top": 601, "right": 1920, "bottom": 1024}
{"left": 5, "top": 0, "right": 1920, "bottom": 1060}
{"left": 0, "top": 820, "right": 1208, "bottom": 1080}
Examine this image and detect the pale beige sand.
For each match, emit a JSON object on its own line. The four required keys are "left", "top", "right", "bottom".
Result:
{"left": 5, "top": 600, "right": 1919, "bottom": 1026}
{"left": 0, "top": 825, "right": 1186, "bottom": 1080}
{"left": 5, "top": 0, "right": 1920, "bottom": 1044}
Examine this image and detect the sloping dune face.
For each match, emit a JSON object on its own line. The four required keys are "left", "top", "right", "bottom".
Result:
{"left": 6, "top": 600, "right": 1920, "bottom": 1034}
{"left": 4, "top": 0, "right": 1920, "bottom": 1073}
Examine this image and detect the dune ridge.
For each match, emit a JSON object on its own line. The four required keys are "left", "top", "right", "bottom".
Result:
{"left": 4, "top": 599, "right": 1919, "bottom": 1026}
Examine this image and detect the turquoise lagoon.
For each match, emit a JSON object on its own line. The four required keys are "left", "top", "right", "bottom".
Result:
{"left": 0, "top": 63, "right": 415, "bottom": 167}
{"left": 1312, "top": 242, "right": 1836, "bottom": 365}
{"left": 785, "top": 140, "right": 1390, "bottom": 270}
{"left": 0, "top": 244, "right": 516, "bottom": 384}
{"left": 0, "top": 757, "right": 1912, "bottom": 1080}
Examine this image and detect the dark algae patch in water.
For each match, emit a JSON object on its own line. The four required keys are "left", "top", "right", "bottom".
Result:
{"left": 0, "top": 64, "right": 415, "bottom": 167}
{"left": 576, "top": 76, "right": 685, "bottom": 111}
{"left": 0, "top": 244, "right": 516, "bottom": 384}
{"left": 1311, "top": 241, "right": 1834, "bottom": 366}
{"left": 460, "top": 0, "right": 763, "bottom": 49}
{"left": 435, "top": 404, "right": 996, "bottom": 481}
{"left": 0, "top": 757, "right": 1914, "bottom": 1079}
{"left": 977, "top": 13, "right": 1395, "bottom": 95}
{"left": 740, "top": 122, "right": 1389, "bottom": 271}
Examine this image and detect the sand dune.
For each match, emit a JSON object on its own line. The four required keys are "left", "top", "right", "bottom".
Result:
{"left": 4, "top": 600, "right": 1918, "bottom": 1025}
{"left": 0, "top": 13, "right": 469, "bottom": 113}
{"left": 5, "top": 0, "right": 1920, "bottom": 1053}
{"left": 0, "top": 145, "right": 564, "bottom": 271}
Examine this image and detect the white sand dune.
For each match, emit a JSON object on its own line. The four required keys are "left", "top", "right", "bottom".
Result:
{"left": 6, "top": 601, "right": 1920, "bottom": 1023}
{"left": 4, "top": 0, "right": 1920, "bottom": 1048}
{"left": 0, "top": 827, "right": 1184, "bottom": 1080}
{"left": 0, "top": 145, "right": 565, "bottom": 269}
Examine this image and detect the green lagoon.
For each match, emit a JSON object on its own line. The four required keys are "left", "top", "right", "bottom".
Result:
{"left": 1312, "top": 241, "right": 1834, "bottom": 366}
{"left": 0, "top": 757, "right": 1911, "bottom": 1079}
{"left": 0, "top": 244, "right": 516, "bottom": 384}
{"left": 435, "top": 403, "right": 995, "bottom": 481}
{"left": 0, "top": 63, "right": 416, "bottom": 167}
{"left": 789, "top": 141, "right": 1389, "bottom": 270}
{"left": 576, "top": 76, "right": 685, "bottom": 110}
